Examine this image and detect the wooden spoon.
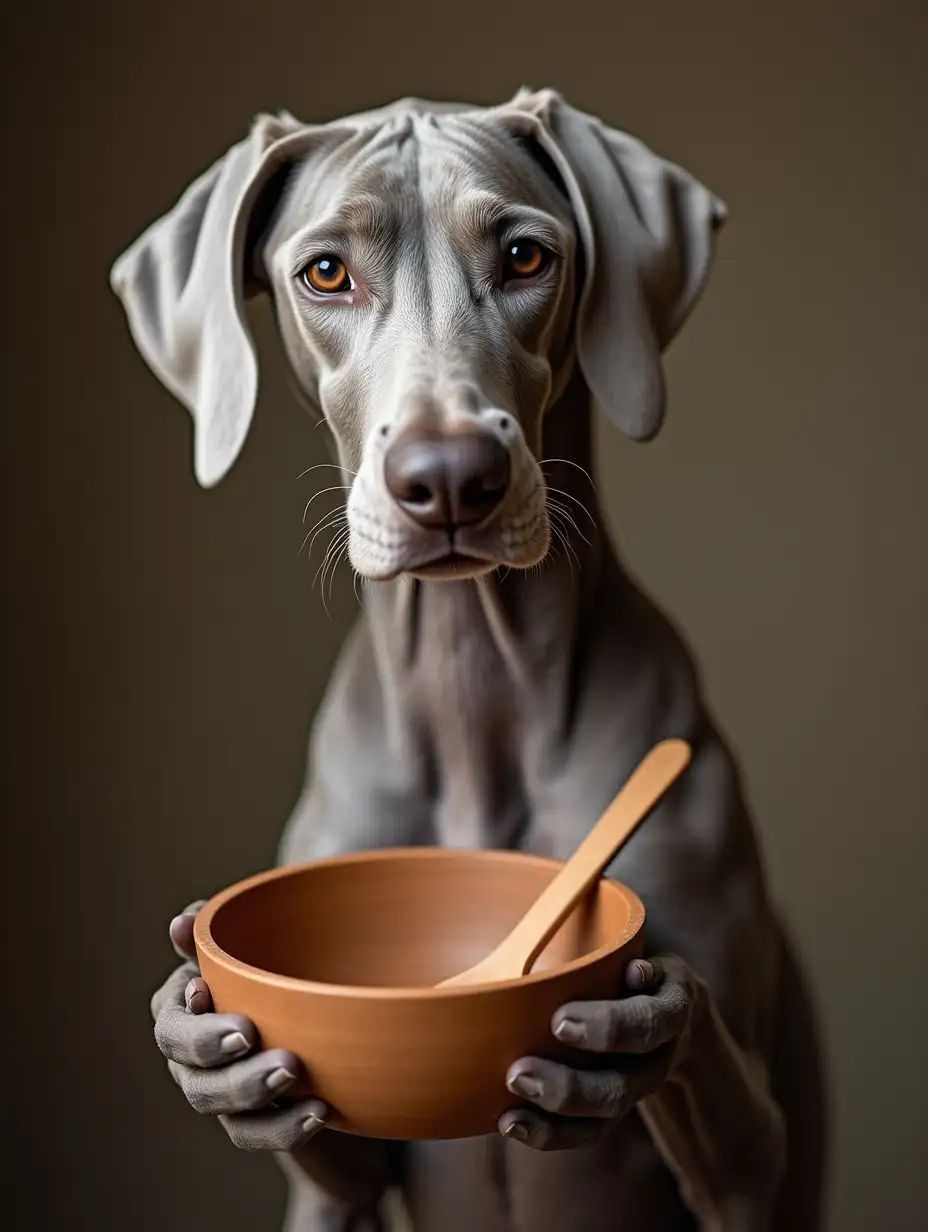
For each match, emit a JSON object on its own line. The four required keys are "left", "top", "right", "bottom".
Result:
{"left": 436, "top": 739, "right": 692, "bottom": 988}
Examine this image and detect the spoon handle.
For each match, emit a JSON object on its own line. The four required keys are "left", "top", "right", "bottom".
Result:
{"left": 490, "top": 739, "right": 691, "bottom": 978}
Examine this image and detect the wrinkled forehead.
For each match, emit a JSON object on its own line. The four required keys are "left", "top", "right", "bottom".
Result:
{"left": 274, "top": 110, "right": 573, "bottom": 242}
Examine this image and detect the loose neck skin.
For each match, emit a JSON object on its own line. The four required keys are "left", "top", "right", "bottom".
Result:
{"left": 363, "top": 367, "right": 613, "bottom": 694}
{"left": 357, "top": 369, "right": 623, "bottom": 847}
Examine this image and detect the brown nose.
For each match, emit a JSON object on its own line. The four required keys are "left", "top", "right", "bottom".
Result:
{"left": 383, "top": 430, "right": 511, "bottom": 529}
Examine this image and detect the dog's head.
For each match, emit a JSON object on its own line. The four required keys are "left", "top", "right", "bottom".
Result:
{"left": 111, "top": 89, "right": 725, "bottom": 582}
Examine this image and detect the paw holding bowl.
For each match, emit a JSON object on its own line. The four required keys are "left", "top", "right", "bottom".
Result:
{"left": 193, "top": 847, "right": 645, "bottom": 1141}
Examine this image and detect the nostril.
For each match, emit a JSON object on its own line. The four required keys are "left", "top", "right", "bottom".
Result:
{"left": 483, "top": 461, "right": 509, "bottom": 494}
{"left": 461, "top": 480, "right": 492, "bottom": 509}
{"left": 383, "top": 435, "right": 450, "bottom": 527}
{"left": 462, "top": 463, "right": 506, "bottom": 503}
{"left": 451, "top": 436, "right": 511, "bottom": 525}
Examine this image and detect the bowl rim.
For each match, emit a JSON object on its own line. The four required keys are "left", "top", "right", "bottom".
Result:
{"left": 193, "top": 847, "right": 646, "bottom": 1000}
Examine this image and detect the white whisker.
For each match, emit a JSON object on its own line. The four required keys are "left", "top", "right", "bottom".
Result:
{"left": 543, "top": 483, "right": 595, "bottom": 527}
{"left": 352, "top": 568, "right": 369, "bottom": 612}
{"left": 548, "top": 512, "right": 579, "bottom": 579}
{"left": 546, "top": 497, "right": 591, "bottom": 549}
{"left": 326, "top": 536, "right": 352, "bottom": 610}
{"left": 302, "top": 485, "right": 351, "bottom": 525}
{"left": 297, "top": 463, "right": 358, "bottom": 480}
{"left": 547, "top": 504, "right": 583, "bottom": 575}
{"left": 300, "top": 510, "right": 347, "bottom": 559}
{"left": 313, "top": 526, "right": 352, "bottom": 617}
{"left": 539, "top": 457, "right": 595, "bottom": 491}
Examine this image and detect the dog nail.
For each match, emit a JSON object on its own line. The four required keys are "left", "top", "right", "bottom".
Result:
{"left": 634, "top": 960, "right": 654, "bottom": 985}
{"left": 301, "top": 1114, "right": 326, "bottom": 1138}
{"left": 508, "top": 1073, "right": 543, "bottom": 1100}
{"left": 184, "top": 982, "right": 210, "bottom": 1015}
{"left": 265, "top": 1067, "right": 297, "bottom": 1092}
{"left": 188, "top": 990, "right": 210, "bottom": 1015}
{"left": 220, "top": 1031, "right": 250, "bottom": 1057}
{"left": 555, "top": 1018, "right": 586, "bottom": 1044}
{"left": 503, "top": 1120, "right": 529, "bottom": 1141}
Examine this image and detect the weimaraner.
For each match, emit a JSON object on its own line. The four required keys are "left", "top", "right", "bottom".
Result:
{"left": 111, "top": 89, "right": 827, "bottom": 1232}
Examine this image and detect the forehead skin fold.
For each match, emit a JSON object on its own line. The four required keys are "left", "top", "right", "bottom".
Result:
{"left": 272, "top": 109, "right": 572, "bottom": 255}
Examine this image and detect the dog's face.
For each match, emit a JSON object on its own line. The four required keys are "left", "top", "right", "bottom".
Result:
{"left": 263, "top": 112, "right": 578, "bottom": 580}
{"left": 111, "top": 90, "right": 726, "bottom": 583}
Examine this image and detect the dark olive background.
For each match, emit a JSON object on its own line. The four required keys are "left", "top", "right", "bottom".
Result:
{"left": 3, "top": 2, "right": 925, "bottom": 1229}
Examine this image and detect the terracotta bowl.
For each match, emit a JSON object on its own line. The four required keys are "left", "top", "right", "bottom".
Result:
{"left": 194, "top": 847, "right": 645, "bottom": 1141}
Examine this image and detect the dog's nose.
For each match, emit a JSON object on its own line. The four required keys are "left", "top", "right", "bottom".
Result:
{"left": 383, "top": 430, "right": 511, "bottom": 529}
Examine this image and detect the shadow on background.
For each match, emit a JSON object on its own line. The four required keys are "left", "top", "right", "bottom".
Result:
{"left": 2, "top": 2, "right": 925, "bottom": 1229}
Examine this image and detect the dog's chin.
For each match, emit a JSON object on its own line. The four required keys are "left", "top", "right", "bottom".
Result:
{"left": 408, "top": 554, "right": 498, "bottom": 582}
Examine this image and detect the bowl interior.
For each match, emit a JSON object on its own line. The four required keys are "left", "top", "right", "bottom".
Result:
{"left": 209, "top": 850, "right": 636, "bottom": 989}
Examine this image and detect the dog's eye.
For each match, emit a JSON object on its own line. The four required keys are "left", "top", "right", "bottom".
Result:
{"left": 302, "top": 256, "right": 353, "bottom": 295}
{"left": 502, "top": 240, "right": 550, "bottom": 282}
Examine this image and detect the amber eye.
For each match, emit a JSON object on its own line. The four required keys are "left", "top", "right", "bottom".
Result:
{"left": 302, "top": 256, "right": 353, "bottom": 295}
{"left": 502, "top": 239, "right": 549, "bottom": 282}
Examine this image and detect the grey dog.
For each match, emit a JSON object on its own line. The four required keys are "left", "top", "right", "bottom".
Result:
{"left": 111, "top": 89, "right": 827, "bottom": 1232}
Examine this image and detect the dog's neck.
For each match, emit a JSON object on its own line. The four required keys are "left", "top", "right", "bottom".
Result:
{"left": 360, "top": 369, "right": 620, "bottom": 848}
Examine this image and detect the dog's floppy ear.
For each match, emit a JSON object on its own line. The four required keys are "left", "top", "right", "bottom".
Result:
{"left": 110, "top": 114, "right": 344, "bottom": 486}
{"left": 511, "top": 89, "right": 727, "bottom": 440}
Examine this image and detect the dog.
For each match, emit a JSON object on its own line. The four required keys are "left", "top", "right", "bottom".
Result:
{"left": 113, "top": 89, "right": 827, "bottom": 1231}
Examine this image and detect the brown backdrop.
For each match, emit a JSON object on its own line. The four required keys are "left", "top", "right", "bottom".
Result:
{"left": 3, "top": 1, "right": 926, "bottom": 1229}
